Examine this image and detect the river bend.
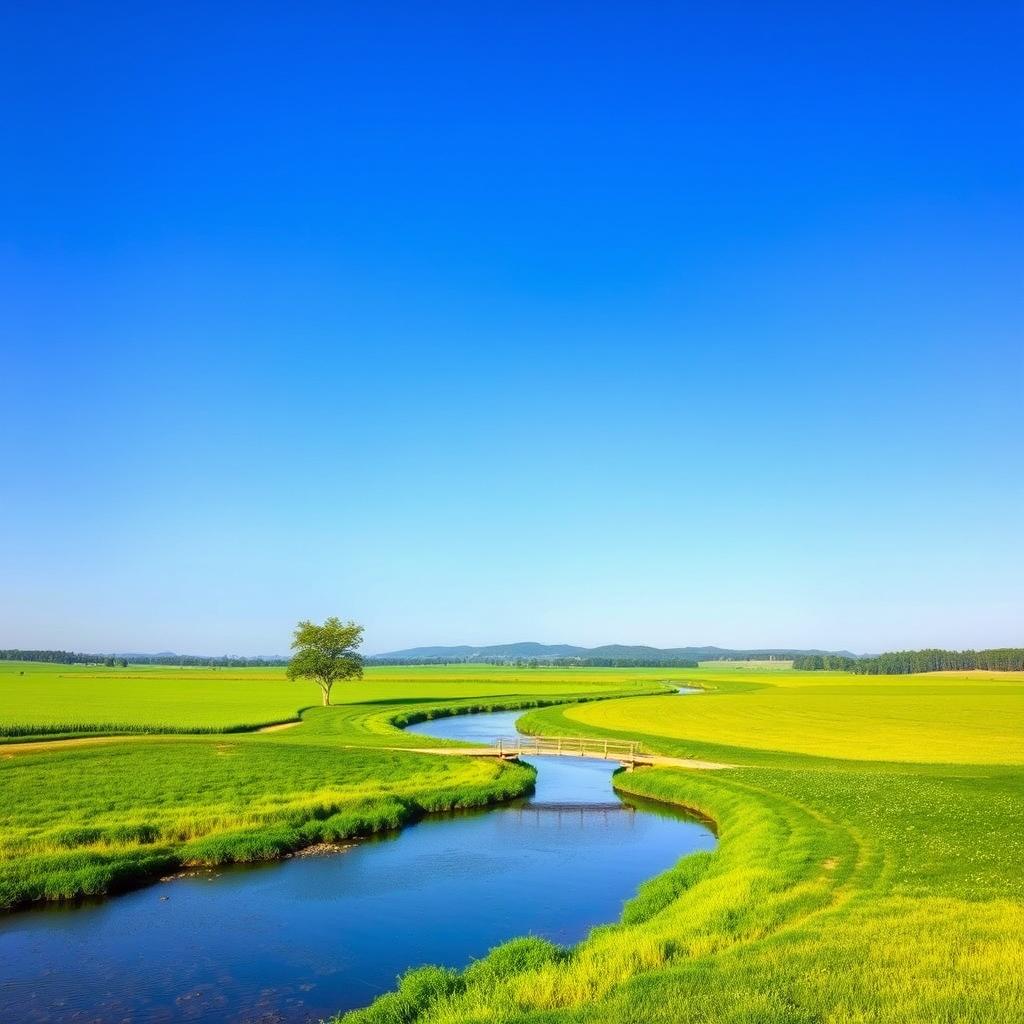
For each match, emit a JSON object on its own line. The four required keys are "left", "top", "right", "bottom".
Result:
{"left": 0, "top": 700, "right": 713, "bottom": 1023}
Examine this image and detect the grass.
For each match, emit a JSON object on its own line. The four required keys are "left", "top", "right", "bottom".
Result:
{"left": 557, "top": 668, "right": 1024, "bottom": 765}
{"left": 0, "top": 661, "right": 309, "bottom": 736}
{"left": 0, "top": 662, "right": 671, "bottom": 909}
{"left": 4, "top": 660, "right": 1022, "bottom": 1020}
{"left": 338, "top": 665, "right": 1024, "bottom": 1024}
{"left": 0, "top": 660, "right": 674, "bottom": 737}
{"left": 0, "top": 737, "right": 534, "bottom": 909}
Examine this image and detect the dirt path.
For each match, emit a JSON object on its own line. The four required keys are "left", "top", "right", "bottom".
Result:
{"left": 1, "top": 718, "right": 303, "bottom": 755}
{"left": 1, "top": 733, "right": 729, "bottom": 771}
{"left": 0, "top": 735, "right": 154, "bottom": 756}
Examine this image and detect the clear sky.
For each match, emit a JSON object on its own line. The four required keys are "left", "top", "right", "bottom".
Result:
{"left": 2, "top": 4, "right": 1021, "bottom": 656}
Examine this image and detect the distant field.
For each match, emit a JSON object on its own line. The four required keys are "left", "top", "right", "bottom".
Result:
{"left": 564, "top": 669, "right": 1024, "bottom": 764}
{"left": 0, "top": 662, "right": 303, "bottom": 735}
{"left": 0, "top": 661, "right": 674, "bottom": 737}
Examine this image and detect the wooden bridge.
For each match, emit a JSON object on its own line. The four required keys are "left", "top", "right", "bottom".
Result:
{"left": 393, "top": 737, "right": 732, "bottom": 772}
{"left": 493, "top": 735, "right": 647, "bottom": 768}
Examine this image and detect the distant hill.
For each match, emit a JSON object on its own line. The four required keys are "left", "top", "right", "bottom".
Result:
{"left": 376, "top": 643, "right": 589, "bottom": 660}
{"left": 369, "top": 642, "right": 858, "bottom": 665}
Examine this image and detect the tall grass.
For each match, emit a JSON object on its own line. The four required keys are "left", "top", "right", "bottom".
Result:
{"left": 0, "top": 740, "right": 534, "bottom": 910}
{"left": 0, "top": 718, "right": 306, "bottom": 739}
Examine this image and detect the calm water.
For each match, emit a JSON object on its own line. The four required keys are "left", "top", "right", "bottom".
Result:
{"left": 0, "top": 703, "right": 713, "bottom": 1023}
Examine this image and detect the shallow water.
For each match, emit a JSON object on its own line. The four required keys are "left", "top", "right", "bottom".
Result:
{"left": 0, "top": 701, "right": 714, "bottom": 1023}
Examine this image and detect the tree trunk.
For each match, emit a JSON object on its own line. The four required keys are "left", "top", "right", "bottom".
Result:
{"left": 321, "top": 683, "right": 331, "bottom": 706}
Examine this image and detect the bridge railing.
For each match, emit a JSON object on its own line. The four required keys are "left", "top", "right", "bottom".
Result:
{"left": 493, "top": 735, "right": 641, "bottom": 759}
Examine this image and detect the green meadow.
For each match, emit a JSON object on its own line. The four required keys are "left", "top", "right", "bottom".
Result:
{"left": 0, "top": 660, "right": 671, "bottom": 736}
{"left": 0, "top": 661, "right": 668, "bottom": 908}
{"left": 2, "top": 661, "right": 1022, "bottom": 1021}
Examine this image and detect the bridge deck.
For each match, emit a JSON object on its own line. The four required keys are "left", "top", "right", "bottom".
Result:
{"left": 494, "top": 734, "right": 641, "bottom": 761}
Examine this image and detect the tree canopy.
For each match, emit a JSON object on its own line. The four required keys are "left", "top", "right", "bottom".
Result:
{"left": 794, "top": 648, "right": 1024, "bottom": 674}
{"left": 285, "top": 618, "right": 364, "bottom": 705}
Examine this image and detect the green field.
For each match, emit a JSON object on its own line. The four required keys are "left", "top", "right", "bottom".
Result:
{"left": 2, "top": 661, "right": 1022, "bottom": 1022}
{"left": 0, "top": 662, "right": 670, "bottom": 908}
{"left": 0, "top": 660, "right": 674, "bottom": 736}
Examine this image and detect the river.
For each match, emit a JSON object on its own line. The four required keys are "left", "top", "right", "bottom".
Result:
{"left": 0, "top": 699, "right": 714, "bottom": 1023}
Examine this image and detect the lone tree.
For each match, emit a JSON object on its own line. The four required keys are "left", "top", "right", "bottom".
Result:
{"left": 286, "top": 617, "right": 364, "bottom": 706}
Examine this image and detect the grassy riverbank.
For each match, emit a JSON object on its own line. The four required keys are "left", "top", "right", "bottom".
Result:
{"left": 0, "top": 663, "right": 671, "bottom": 909}
{"left": 340, "top": 667, "right": 1024, "bottom": 1024}
{"left": 0, "top": 739, "right": 535, "bottom": 910}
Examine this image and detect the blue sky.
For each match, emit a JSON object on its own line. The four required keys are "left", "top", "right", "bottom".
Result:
{"left": 2, "top": 3, "right": 1021, "bottom": 655}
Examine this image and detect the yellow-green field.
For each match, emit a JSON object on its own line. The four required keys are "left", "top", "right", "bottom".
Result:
{"left": 564, "top": 668, "right": 1024, "bottom": 764}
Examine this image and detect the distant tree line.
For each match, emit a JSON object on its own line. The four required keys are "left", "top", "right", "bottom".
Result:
{"left": 698, "top": 653, "right": 800, "bottom": 662}
{"left": 792, "top": 654, "right": 861, "bottom": 671}
{"left": 0, "top": 650, "right": 287, "bottom": 668}
{"left": 368, "top": 657, "right": 471, "bottom": 666}
{"left": 794, "top": 648, "right": 1024, "bottom": 674}
{"left": 112, "top": 654, "right": 288, "bottom": 668}
{"left": 1, "top": 650, "right": 109, "bottom": 665}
